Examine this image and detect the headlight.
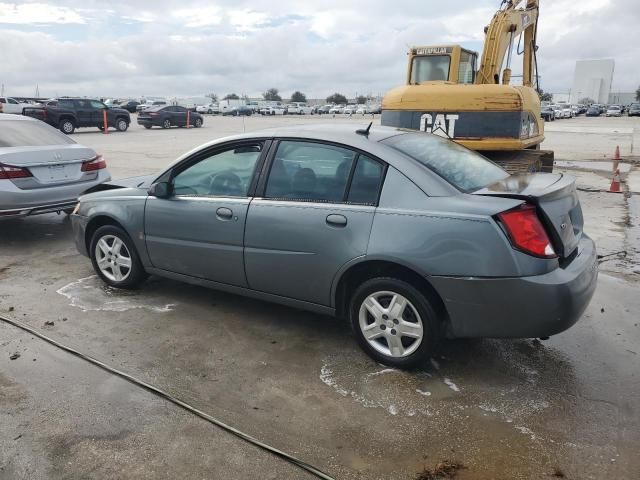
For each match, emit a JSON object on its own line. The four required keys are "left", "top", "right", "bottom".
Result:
{"left": 72, "top": 203, "right": 81, "bottom": 215}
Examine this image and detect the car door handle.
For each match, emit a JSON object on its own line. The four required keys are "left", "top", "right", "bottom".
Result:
{"left": 216, "top": 207, "right": 233, "bottom": 220}
{"left": 326, "top": 214, "right": 347, "bottom": 227}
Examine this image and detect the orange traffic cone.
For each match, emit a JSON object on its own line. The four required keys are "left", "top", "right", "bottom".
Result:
{"left": 613, "top": 145, "right": 621, "bottom": 172}
{"left": 609, "top": 168, "right": 621, "bottom": 193}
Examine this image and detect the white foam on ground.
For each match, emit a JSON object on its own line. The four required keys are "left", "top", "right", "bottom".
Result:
{"left": 416, "top": 389, "right": 431, "bottom": 396}
{"left": 366, "top": 368, "right": 398, "bottom": 377}
{"left": 57, "top": 276, "right": 175, "bottom": 313}
{"left": 443, "top": 377, "right": 460, "bottom": 392}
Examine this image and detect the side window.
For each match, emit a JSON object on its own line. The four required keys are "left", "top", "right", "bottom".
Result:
{"left": 8, "top": 98, "right": 18, "bottom": 104}
{"left": 265, "top": 141, "right": 355, "bottom": 202}
{"left": 348, "top": 155, "right": 385, "bottom": 205}
{"left": 0, "top": 98, "right": 5, "bottom": 104}
{"left": 172, "top": 143, "right": 264, "bottom": 197}
{"left": 90, "top": 100, "right": 105, "bottom": 109}
{"left": 75, "top": 100, "right": 90, "bottom": 109}
{"left": 57, "top": 100, "right": 72, "bottom": 108}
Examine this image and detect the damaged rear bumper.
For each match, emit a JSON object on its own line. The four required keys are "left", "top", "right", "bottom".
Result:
{"left": 431, "top": 234, "right": 598, "bottom": 339}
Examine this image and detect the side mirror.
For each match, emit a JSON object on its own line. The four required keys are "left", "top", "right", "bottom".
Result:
{"left": 148, "top": 181, "right": 172, "bottom": 198}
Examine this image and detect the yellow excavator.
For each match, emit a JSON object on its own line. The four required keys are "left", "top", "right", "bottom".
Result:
{"left": 382, "top": 0, "right": 553, "bottom": 173}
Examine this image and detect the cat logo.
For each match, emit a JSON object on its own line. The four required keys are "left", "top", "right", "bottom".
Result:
{"left": 419, "top": 113, "right": 459, "bottom": 138}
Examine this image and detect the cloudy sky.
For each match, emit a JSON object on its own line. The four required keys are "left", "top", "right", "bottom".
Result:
{"left": 0, "top": 0, "right": 638, "bottom": 100}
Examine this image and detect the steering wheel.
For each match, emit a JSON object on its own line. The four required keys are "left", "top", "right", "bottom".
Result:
{"left": 208, "top": 172, "right": 243, "bottom": 196}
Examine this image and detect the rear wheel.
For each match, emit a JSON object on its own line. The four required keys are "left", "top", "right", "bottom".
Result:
{"left": 59, "top": 119, "right": 75, "bottom": 134}
{"left": 144, "top": 125, "right": 152, "bottom": 129}
{"left": 349, "top": 277, "right": 437, "bottom": 368}
{"left": 90, "top": 225, "right": 147, "bottom": 289}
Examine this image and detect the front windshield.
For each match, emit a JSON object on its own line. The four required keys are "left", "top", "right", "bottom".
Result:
{"left": 410, "top": 56, "right": 450, "bottom": 83}
{"left": 382, "top": 133, "right": 509, "bottom": 192}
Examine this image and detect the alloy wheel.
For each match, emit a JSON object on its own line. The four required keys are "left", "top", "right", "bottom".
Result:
{"left": 94, "top": 235, "right": 132, "bottom": 282}
{"left": 358, "top": 291, "right": 424, "bottom": 358}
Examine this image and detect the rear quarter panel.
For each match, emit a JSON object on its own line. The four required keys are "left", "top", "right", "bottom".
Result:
{"left": 367, "top": 167, "right": 556, "bottom": 277}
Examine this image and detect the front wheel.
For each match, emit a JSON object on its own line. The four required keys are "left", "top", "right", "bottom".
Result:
{"left": 194, "top": 117, "right": 203, "bottom": 127}
{"left": 162, "top": 119, "right": 171, "bottom": 129}
{"left": 90, "top": 225, "right": 147, "bottom": 289}
{"left": 349, "top": 277, "right": 438, "bottom": 368}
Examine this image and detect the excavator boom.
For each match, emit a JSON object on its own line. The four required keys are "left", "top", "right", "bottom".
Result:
{"left": 476, "top": 0, "right": 539, "bottom": 86}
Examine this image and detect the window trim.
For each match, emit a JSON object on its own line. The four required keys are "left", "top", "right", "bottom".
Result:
{"left": 255, "top": 138, "right": 388, "bottom": 207}
{"left": 154, "top": 139, "right": 271, "bottom": 199}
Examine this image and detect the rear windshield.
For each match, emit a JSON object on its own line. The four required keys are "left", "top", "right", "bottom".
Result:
{"left": 0, "top": 120, "right": 75, "bottom": 147}
{"left": 382, "top": 133, "right": 509, "bottom": 192}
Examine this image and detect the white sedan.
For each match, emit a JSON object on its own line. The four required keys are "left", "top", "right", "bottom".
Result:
{"left": 196, "top": 103, "right": 218, "bottom": 114}
{"left": 605, "top": 106, "right": 622, "bottom": 117}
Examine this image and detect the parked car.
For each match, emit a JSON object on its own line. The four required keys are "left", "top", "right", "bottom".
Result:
{"left": 628, "top": 103, "right": 640, "bottom": 117}
{"left": 329, "top": 105, "right": 344, "bottom": 114}
{"left": 196, "top": 103, "right": 218, "bottom": 114}
{"left": 586, "top": 106, "right": 601, "bottom": 117}
{"left": 317, "top": 105, "right": 333, "bottom": 115}
{"left": 343, "top": 105, "right": 358, "bottom": 115}
{"left": 0, "top": 114, "right": 110, "bottom": 218}
{"left": 137, "top": 105, "right": 203, "bottom": 129}
{"left": 356, "top": 105, "right": 368, "bottom": 115}
{"left": 561, "top": 106, "right": 574, "bottom": 118}
{"left": 606, "top": 105, "right": 622, "bottom": 117}
{"left": 368, "top": 104, "right": 382, "bottom": 114}
{"left": 540, "top": 106, "right": 555, "bottom": 121}
{"left": 118, "top": 100, "right": 141, "bottom": 113}
{"left": 222, "top": 106, "right": 253, "bottom": 116}
{"left": 552, "top": 106, "right": 563, "bottom": 119}
{"left": 70, "top": 124, "right": 597, "bottom": 368}
{"left": 0, "top": 96, "right": 31, "bottom": 115}
{"left": 136, "top": 100, "right": 167, "bottom": 112}
{"left": 22, "top": 98, "right": 130, "bottom": 134}
{"left": 259, "top": 105, "right": 285, "bottom": 115}
{"left": 285, "top": 103, "right": 314, "bottom": 115}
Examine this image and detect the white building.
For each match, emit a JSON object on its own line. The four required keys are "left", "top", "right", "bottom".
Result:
{"left": 570, "top": 59, "right": 614, "bottom": 104}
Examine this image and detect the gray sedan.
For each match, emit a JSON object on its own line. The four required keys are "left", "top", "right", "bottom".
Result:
{"left": 71, "top": 125, "right": 597, "bottom": 368}
{"left": 0, "top": 114, "right": 110, "bottom": 218}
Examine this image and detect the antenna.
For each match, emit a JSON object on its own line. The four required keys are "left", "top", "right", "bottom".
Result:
{"left": 356, "top": 122, "right": 373, "bottom": 137}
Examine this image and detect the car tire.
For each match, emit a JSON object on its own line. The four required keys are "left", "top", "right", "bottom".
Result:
{"left": 194, "top": 118, "right": 203, "bottom": 128}
{"left": 90, "top": 225, "right": 147, "bottom": 289}
{"left": 59, "top": 119, "right": 75, "bottom": 134}
{"left": 349, "top": 277, "right": 438, "bottom": 368}
{"left": 144, "top": 125, "right": 152, "bottom": 129}
{"left": 115, "top": 118, "right": 128, "bottom": 132}
{"left": 162, "top": 119, "right": 171, "bottom": 129}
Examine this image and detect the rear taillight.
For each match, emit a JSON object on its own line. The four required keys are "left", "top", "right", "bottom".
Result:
{"left": 81, "top": 155, "right": 107, "bottom": 172}
{"left": 497, "top": 204, "right": 557, "bottom": 259}
{"left": 0, "top": 163, "right": 32, "bottom": 179}
{"left": 148, "top": 112, "right": 159, "bottom": 116}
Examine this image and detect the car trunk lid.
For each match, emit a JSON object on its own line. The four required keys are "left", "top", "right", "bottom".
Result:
{"left": 0, "top": 144, "right": 97, "bottom": 188}
{"left": 474, "top": 173, "right": 583, "bottom": 258}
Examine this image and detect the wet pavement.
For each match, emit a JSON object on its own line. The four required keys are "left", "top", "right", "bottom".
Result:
{"left": 1, "top": 116, "right": 640, "bottom": 479}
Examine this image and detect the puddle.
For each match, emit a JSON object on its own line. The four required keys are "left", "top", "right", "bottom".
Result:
{"left": 319, "top": 340, "right": 554, "bottom": 434}
{"left": 57, "top": 276, "right": 176, "bottom": 313}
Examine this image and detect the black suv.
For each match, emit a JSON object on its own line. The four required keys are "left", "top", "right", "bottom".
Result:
{"left": 23, "top": 98, "right": 131, "bottom": 134}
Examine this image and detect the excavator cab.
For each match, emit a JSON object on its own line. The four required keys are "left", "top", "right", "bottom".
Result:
{"left": 407, "top": 45, "right": 478, "bottom": 85}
